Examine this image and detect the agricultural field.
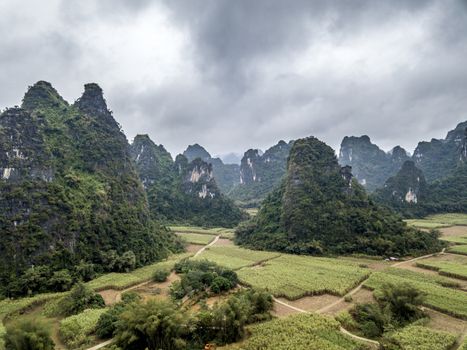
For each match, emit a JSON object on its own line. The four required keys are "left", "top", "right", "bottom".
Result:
{"left": 59, "top": 308, "right": 107, "bottom": 349}
{"left": 193, "top": 245, "right": 281, "bottom": 270}
{"left": 223, "top": 313, "right": 368, "bottom": 350}
{"left": 86, "top": 252, "right": 192, "bottom": 290}
{"left": 383, "top": 325, "right": 457, "bottom": 350}
{"left": 237, "top": 254, "right": 370, "bottom": 299}
{"left": 177, "top": 232, "right": 215, "bottom": 245}
{"left": 448, "top": 245, "right": 467, "bottom": 256}
{"left": 364, "top": 268, "right": 467, "bottom": 319}
{"left": 416, "top": 254, "right": 467, "bottom": 280}
{"left": 405, "top": 213, "right": 467, "bottom": 229}
{"left": 169, "top": 226, "right": 235, "bottom": 239}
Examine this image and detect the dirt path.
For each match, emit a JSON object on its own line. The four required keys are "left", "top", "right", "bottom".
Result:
{"left": 272, "top": 297, "right": 379, "bottom": 348}
{"left": 392, "top": 248, "right": 446, "bottom": 267}
{"left": 194, "top": 235, "right": 220, "bottom": 257}
{"left": 85, "top": 339, "right": 112, "bottom": 350}
{"left": 316, "top": 281, "right": 366, "bottom": 314}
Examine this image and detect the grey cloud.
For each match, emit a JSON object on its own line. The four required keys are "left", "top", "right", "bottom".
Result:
{"left": 0, "top": 0, "right": 466, "bottom": 159}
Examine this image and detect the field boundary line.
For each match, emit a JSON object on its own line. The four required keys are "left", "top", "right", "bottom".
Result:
{"left": 392, "top": 248, "right": 446, "bottom": 267}
{"left": 272, "top": 296, "right": 380, "bottom": 347}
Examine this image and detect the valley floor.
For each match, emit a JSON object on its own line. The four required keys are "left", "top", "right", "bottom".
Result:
{"left": 1, "top": 221, "right": 467, "bottom": 350}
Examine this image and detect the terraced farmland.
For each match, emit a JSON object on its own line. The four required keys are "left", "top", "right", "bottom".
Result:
{"left": 384, "top": 325, "right": 457, "bottom": 350}
{"left": 178, "top": 232, "right": 215, "bottom": 245}
{"left": 405, "top": 213, "right": 467, "bottom": 229}
{"left": 193, "top": 246, "right": 280, "bottom": 270}
{"left": 364, "top": 268, "right": 467, "bottom": 319}
{"left": 224, "top": 313, "right": 367, "bottom": 350}
{"left": 416, "top": 255, "right": 467, "bottom": 280}
{"left": 237, "top": 254, "right": 370, "bottom": 300}
{"left": 448, "top": 245, "right": 467, "bottom": 256}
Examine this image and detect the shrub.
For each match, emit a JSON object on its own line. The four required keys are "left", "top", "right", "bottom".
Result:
{"left": 152, "top": 268, "right": 170, "bottom": 283}
{"left": 4, "top": 317, "right": 54, "bottom": 350}
{"left": 59, "top": 282, "right": 105, "bottom": 316}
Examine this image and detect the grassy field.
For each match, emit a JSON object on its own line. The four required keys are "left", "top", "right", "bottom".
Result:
{"left": 405, "top": 213, "right": 467, "bottom": 229}
{"left": 193, "top": 246, "right": 280, "bottom": 270}
{"left": 447, "top": 245, "right": 467, "bottom": 256}
{"left": 244, "top": 208, "right": 259, "bottom": 217}
{"left": 441, "top": 236, "right": 467, "bottom": 244}
{"left": 384, "top": 325, "right": 457, "bottom": 350}
{"left": 59, "top": 308, "right": 107, "bottom": 349}
{"left": 169, "top": 226, "right": 235, "bottom": 237}
{"left": 416, "top": 255, "right": 467, "bottom": 280}
{"left": 364, "top": 268, "right": 467, "bottom": 319}
{"left": 238, "top": 254, "right": 370, "bottom": 300}
{"left": 224, "top": 313, "right": 367, "bottom": 350}
{"left": 178, "top": 232, "right": 215, "bottom": 245}
{"left": 86, "top": 252, "right": 192, "bottom": 291}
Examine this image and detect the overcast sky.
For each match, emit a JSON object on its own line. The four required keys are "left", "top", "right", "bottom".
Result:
{"left": 1, "top": 0, "right": 466, "bottom": 159}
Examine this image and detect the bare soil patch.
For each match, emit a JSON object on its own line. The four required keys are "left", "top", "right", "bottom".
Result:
{"left": 277, "top": 294, "right": 340, "bottom": 313}
{"left": 440, "top": 226, "right": 467, "bottom": 238}
{"left": 133, "top": 272, "right": 180, "bottom": 300}
{"left": 214, "top": 238, "right": 234, "bottom": 246}
{"left": 99, "top": 289, "right": 120, "bottom": 305}
{"left": 272, "top": 301, "right": 301, "bottom": 317}
{"left": 185, "top": 244, "right": 204, "bottom": 253}
{"left": 321, "top": 289, "right": 376, "bottom": 316}
{"left": 425, "top": 308, "right": 467, "bottom": 336}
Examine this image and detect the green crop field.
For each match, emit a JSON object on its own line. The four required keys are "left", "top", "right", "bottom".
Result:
{"left": 193, "top": 246, "right": 280, "bottom": 270}
{"left": 86, "top": 252, "right": 192, "bottom": 290}
{"left": 416, "top": 255, "right": 467, "bottom": 280}
{"left": 237, "top": 254, "right": 370, "bottom": 299}
{"left": 405, "top": 213, "right": 467, "bottom": 229}
{"left": 224, "top": 313, "right": 367, "bottom": 350}
{"left": 441, "top": 235, "right": 467, "bottom": 244}
{"left": 384, "top": 325, "right": 456, "bottom": 350}
{"left": 178, "top": 232, "right": 215, "bottom": 245}
{"left": 448, "top": 245, "right": 467, "bottom": 256}
{"left": 59, "top": 308, "right": 107, "bottom": 349}
{"left": 364, "top": 268, "right": 467, "bottom": 319}
{"left": 170, "top": 226, "right": 234, "bottom": 236}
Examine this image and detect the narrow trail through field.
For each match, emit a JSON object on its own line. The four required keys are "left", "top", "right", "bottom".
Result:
{"left": 86, "top": 236, "right": 218, "bottom": 350}
{"left": 272, "top": 296, "right": 380, "bottom": 347}
{"left": 316, "top": 280, "right": 366, "bottom": 314}
{"left": 194, "top": 235, "right": 220, "bottom": 257}
{"left": 392, "top": 248, "right": 446, "bottom": 267}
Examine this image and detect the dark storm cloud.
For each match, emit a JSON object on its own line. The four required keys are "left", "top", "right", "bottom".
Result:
{"left": 0, "top": 0, "right": 466, "bottom": 157}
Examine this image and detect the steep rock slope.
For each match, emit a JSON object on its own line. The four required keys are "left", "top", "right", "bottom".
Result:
{"left": 339, "top": 136, "right": 409, "bottom": 191}
{"left": 131, "top": 135, "right": 244, "bottom": 227}
{"left": 183, "top": 144, "right": 240, "bottom": 194}
{"left": 236, "top": 137, "right": 442, "bottom": 256}
{"left": 229, "top": 140, "right": 293, "bottom": 204}
{"left": 0, "top": 82, "right": 180, "bottom": 294}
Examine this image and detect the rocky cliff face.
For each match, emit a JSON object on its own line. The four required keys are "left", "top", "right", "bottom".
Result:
{"left": 374, "top": 161, "right": 427, "bottom": 206}
{"left": 230, "top": 140, "right": 293, "bottom": 203}
{"left": 413, "top": 122, "right": 467, "bottom": 182}
{"left": 339, "top": 136, "right": 409, "bottom": 191}
{"left": 0, "top": 81, "right": 179, "bottom": 292}
{"left": 182, "top": 144, "right": 240, "bottom": 194}
{"left": 236, "top": 136, "right": 442, "bottom": 256}
{"left": 131, "top": 136, "right": 243, "bottom": 227}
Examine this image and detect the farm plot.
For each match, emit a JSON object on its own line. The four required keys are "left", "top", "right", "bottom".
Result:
{"left": 86, "top": 252, "right": 192, "bottom": 290}
{"left": 448, "top": 245, "right": 467, "bottom": 256}
{"left": 406, "top": 213, "right": 467, "bottom": 229}
{"left": 364, "top": 268, "right": 467, "bottom": 319}
{"left": 383, "top": 325, "right": 457, "bottom": 350}
{"left": 223, "top": 313, "right": 367, "bottom": 350}
{"left": 193, "top": 246, "right": 280, "bottom": 270}
{"left": 170, "top": 226, "right": 235, "bottom": 239}
{"left": 237, "top": 254, "right": 370, "bottom": 300}
{"left": 59, "top": 308, "right": 107, "bottom": 349}
{"left": 416, "top": 255, "right": 467, "bottom": 280}
{"left": 177, "top": 232, "right": 215, "bottom": 245}
{"left": 438, "top": 226, "right": 467, "bottom": 244}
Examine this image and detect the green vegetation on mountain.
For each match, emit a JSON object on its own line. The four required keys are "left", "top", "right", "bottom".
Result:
{"left": 183, "top": 143, "right": 240, "bottom": 193}
{"left": 236, "top": 136, "right": 443, "bottom": 256}
{"left": 131, "top": 135, "right": 245, "bottom": 227}
{"left": 229, "top": 140, "right": 293, "bottom": 205}
{"left": 0, "top": 81, "right": 182, "bottom": 297}
{"left": 339, "top": 136, "right": 409, "bottom": 191}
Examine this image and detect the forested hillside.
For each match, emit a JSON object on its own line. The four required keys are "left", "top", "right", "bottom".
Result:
{"left": 131, "top": 135, "right": 245, "bottom": 227}
{"left": 0, "top": 82, "right": 182, "bottom": 296}
{"left": 236, "top": 136, "right": 442, "bottom": 256}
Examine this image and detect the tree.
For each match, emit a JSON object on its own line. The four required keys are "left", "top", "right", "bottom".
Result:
{"left": 114, "top": 300, "right": 192, "bottom": 350}
{"left": 4, "top": 318, "right": 54, "bottom": 350}
{"left": 59, "top": 282, "right": 105, "bottom": 316}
